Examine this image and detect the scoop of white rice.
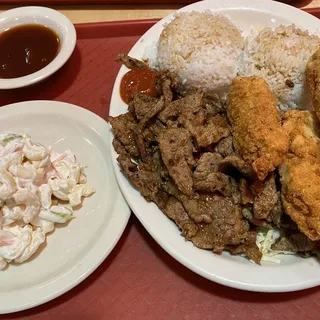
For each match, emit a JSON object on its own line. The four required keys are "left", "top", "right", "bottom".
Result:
{"left": 157, "top": 11, "right": 244, "bottom": 95}
{"left": 239, "top": 24, "right": 320, "bottom": 111}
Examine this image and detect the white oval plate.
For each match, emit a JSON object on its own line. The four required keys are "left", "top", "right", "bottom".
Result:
{"left": 0, "top": 101, "right": 130, "bottom": 314}
{"left": 109, "top": 0, "right": 320, "bottom": 292}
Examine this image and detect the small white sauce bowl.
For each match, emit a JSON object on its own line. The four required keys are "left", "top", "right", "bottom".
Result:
{"left": 0, "top": 6, "right": 76, "bottom": 89}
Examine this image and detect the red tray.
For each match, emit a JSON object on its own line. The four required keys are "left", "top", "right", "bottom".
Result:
{"left": 0, "top": 0, "right": 194, "bottom": 4}
{"left": 2, "top": 10, "right": 320, "bottom": 320}
{"left": 0, "top": 19, "right": 161, "bottom": 116}
{"left": 0, "top": 0, "right": 299, "bottom": 6}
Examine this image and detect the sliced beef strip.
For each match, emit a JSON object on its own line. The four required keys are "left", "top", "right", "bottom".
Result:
{"left": 181, "top": 113, "right": 230, "bottom": 148}
{"left": 218, "top": 155, "right": 256, "bottom": 180}
{"left": 135, "top": 96, "right": 165, "bottom": 158}
{"left": 162, "top": 181, "right": 211, "bottom": 223}
{"left": 166, "top": 91, "right": 230, "bottom": 149}
{"left": 272, "top": 232, "right": 318, "bottom": 252}
{"left": 158, "top": 91, "right": 204, "bottom": 124}
{"left": 137, "top": 96, "right": 165, "bottom": 132}
{"left": 163, "top": 197, "right": 198, "bottom": 239}
{"left": 176, "top": 86, "right": 201, "bottom": 98}
{"left": 166, "top": 119, "right": 179, "bottom": 130}
{"left": 202, "top": 93, "right": 223, "bottom": 117}
{"left": 242, "top": 208, "right": 274, "bottom": 229}
{"left": 117, "top": 153, "right": 152, "bottom": 199}
{"left": 200, "top": 116, "right": 230, "bottom": 147}
{"left": 253, "top": 174, "right": 278, "bottom": 220}
{"left": 175, "top": 89, "right": 223, "bottom": 116}
{"left": 156, "top": 70, "right": 179, "bottom": 106}
{"left": 269, "top": 192, "right": 283, "bottom": 227}
{"left": 214, "top": 136, "right": 234, "bottom": 157}
{"left": 127, "top": 101, "right": 136, "bottom": 117}
{"left": 242, "top": 232, "right": 263, "bottom": 264}
{"left": 115, "top": 53, "right": 147, "bottom": 69}
{"left": 194, "top": 172, "right": 232, "bottom": 196}
{"left": 112, "top": 138, "right": 126, "bottom": 157}
{"left": 239, "top": 174, "right": 281, "bottom": 224}
{"left": 228, "top": 231, "right": 262, "bottom": 264}
{"left": 180, "top": 195, "right": 214, "bottom": 223}
{"left": 165, "top": 177, "right": 243, "bottom": 230}
{"left": 162, "top": 78, "right": 173, "bottom": 106}
{"left": 239, "top": 179, "right": 254, "bottom": 205}
{"left": 142, "top": 120, "right": 165, "bottom": 145}
{"left": 157, "top": 99, "right": 180, "bottom": 123}
{"left": 132, "top": 93, "right": 158, "bottom": 120}
{"left": 158, "top": 128, "right": 195, "bottom": 196}
{"left": 156, "top": 70, "right": 179, "bottom": 94}
{"left": 117, "top": 150, "right": 169, "bottom": 208}
{"left": 229, "top": 178, "right": 242, "bottom": 205}
{"left": 108, "top": 113, "right": 139, "bottom": 158}
{"left": 193, "top": 152, "right": 237, "bottom": 197}
{"left": 193, "top": 153, "right": 223, "bottom": 179}
{"left": 190, "top": 197, "right": 249, "bottom": 253}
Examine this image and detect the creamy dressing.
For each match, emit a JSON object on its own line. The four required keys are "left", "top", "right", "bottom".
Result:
{"left": 0, "top": 133, "right": 95, "bottom": 270}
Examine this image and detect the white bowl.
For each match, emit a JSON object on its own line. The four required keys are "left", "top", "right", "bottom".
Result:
{"left": 0, "top": 6, "right": 76, "bottom": 89}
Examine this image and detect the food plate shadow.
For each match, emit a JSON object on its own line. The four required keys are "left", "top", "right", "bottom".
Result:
{"left": 1, "top": 218, "right": 132, "bottom": 318}
{"left": 0, "top": 46, "right": 82, "bottom": 106}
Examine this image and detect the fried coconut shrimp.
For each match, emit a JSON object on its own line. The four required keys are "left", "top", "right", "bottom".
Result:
{"left": 280, "top": 110, "right": 320, "bottom": 240}
{"left": 227, "top": 77, "right": 289, "bottom": 180}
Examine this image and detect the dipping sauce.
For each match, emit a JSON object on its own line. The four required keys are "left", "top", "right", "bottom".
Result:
{"left": 120, "top": 67, "right": 158, "bottom": 104}
{"left": 0, "top": 24, "right": 60, "bottom": 79}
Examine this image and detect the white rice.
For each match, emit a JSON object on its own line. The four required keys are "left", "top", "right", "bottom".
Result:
{"left": 153, "top": 11, "right": 320, "bottom": 110}
{"left": 157, "top": 11, "right": 244, "bottom": 95}
{"left": 239, "top": 24, "right": 320, "bottom": 111}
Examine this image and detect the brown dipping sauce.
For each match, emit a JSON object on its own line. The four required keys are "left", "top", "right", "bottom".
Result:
{"left": 120, "top": 67, "right": 158, "bottom": 104}
{"left": 0, "top": 24, "right": 60, "bottom": 79}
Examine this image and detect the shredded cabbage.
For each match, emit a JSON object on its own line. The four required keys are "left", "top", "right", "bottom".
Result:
{"left": 256, "top": 229, "right": 295, "bottom": 264}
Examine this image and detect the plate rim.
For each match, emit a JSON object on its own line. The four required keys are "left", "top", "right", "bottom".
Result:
{"left": 0, "top": 100, "right": 130, "bottom": 314}
{"left": 109, "top": 0, "right": 320, "bottom": 293}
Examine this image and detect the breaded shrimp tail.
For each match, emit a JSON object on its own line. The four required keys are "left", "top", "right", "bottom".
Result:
{"left": 227, "top": 77, "right": 289, "bottom": 180}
